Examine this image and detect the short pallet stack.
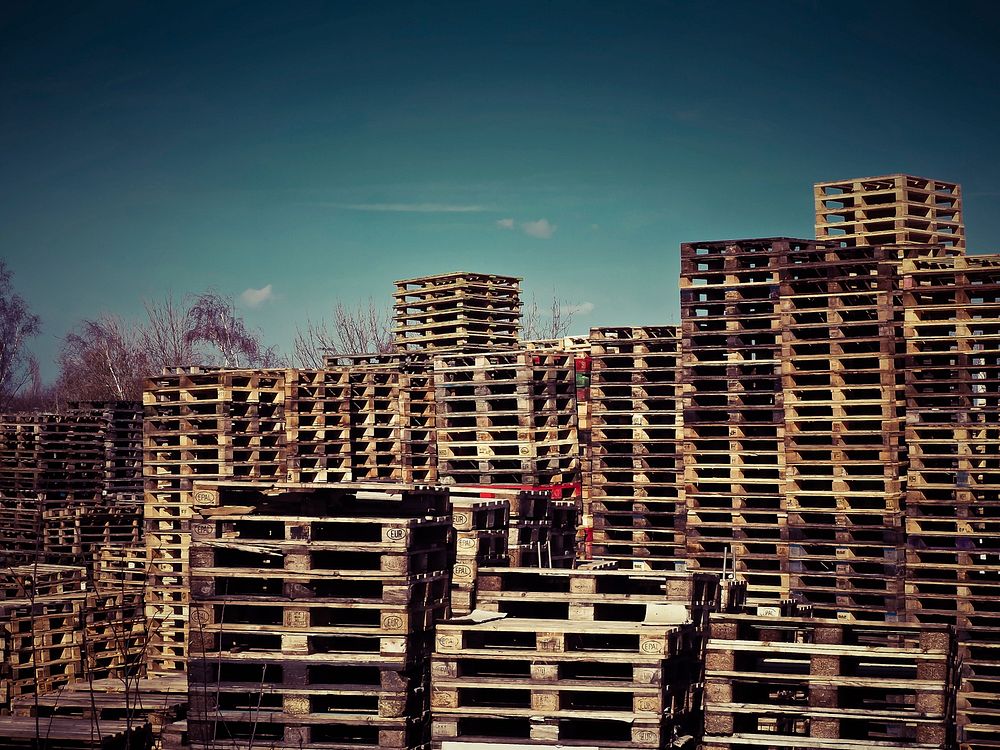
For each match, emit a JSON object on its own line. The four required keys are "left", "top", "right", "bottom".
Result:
{"left": 815, "top": 174, "right": 965, "bottom": 250}
{"left": 431, "top": 567, "right": 723, "bottom": 749}
{"left": 450, "top": 486, "right": 575, "bottom": 569}
{"left": 394, "top": 272, "right": 522, "bottom": 353}
{"left": 0, "top": 565, "right": 88, "bottom": 710}
{"left": 589, "top": 326, "right": 685, "bottom": 568}
{"left": 703, "top": 613, "right": 956, "bottom": 749}
{"left": 186, "top": 480, "right": 452, "bottom": 750}
{"left": 8, "top": 676, "right": 186, "bottom": 748}
{"left": 449, "top": 494, "right": 510, "bottom": 616}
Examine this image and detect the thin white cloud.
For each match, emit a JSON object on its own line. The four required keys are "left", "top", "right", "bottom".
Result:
{"left": 521, "top": 218, "right": 556, "bottom": 239}
{"left": 240, "top": 284, "right": 274, "bottom": 308}
{"left": 496, "top": 217, "right": 515, "bottom": 229}
{"left": 563, "top": 301, "right": 595, "bottom": 316}
{"left": 337, "top": 203, "right": 488, "bottom": 213}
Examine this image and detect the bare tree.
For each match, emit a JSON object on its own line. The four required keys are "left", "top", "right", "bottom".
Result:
{"left": 141, "top": 295, "right": 201, "bottom": 372}
{"left": 521, "top": 293, "right": 576, "bottom": 341}
{"left": 58, "top": 314, "right": 148, "bottom": 401}
{"left": 334, "top": 299, "right": 393, "bottom": 355}
{"left": 186, "top": 291, "right": 282, "bottom": 369}
{"left": 0, "top": 260, "right": 42, "bottom": 410}
{"left": 292, "top": 318, "right": 338, "bottom": 368}
{"left": 293, "top": 298, "right": 393, "bottom": 365}
{"left": 57, "top": 290, "right": 283, "bottom": 402}
{"left": 6, "top": 370, "right": 57, "bottom": 412}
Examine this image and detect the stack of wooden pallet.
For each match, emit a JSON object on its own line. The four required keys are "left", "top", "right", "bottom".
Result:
{"left": 143, "top": 367, "right": 286, "bottom": 674}
{"left": 285, "top": 367, "right": 353, "bottom": 483}
{"left": 33, "top": 413, "right": 107, "bottom": 506}
{"left": 186, "top": 480, "right": 452, "bottom": 750}
{"left": 451, "top": 486, "right": 574, "bottom": 569}
{"left": 0, "top": 717, "right": 150, "bottom": 749}
{"left": 449, "top": 494, "right": 510, "bottom": 616}
{"left": 550, "top": 498, "right": 579, "bottom": 567}
{"left": 899, "top": 252, "right": 1000, "bottom": 750}
{"left": 0, "top": 408, "right": 143, "bottom": 571}
{"left": 393, "top": 272, "right": 522, "bottom": 353}
{"left": 0, "top": 565, "right": 88, "bottom": 709}
{"left": 349, "top": 365, "right": 404, "bottom": 481}
{"left": 434, "top": 351, "right": 579, "bottom": 486}
{"left": 814, "top": 174, "right": 965, "bottom": 250}
{"left": 431, "top": 566, "right": 722, "bottom": 749}
{"left": 780, "top": 243, "right": 906, "bottom": 623}
{"left": 399, "top": 365, "right": 438, "bottom": 484}
{"left": 680, "top": 239, "right": 791, "bottom": 600}
{"left": 288, "top": 360, "right": 439, "bottom": 485}
{"left": 69, "top": 401, "right": 144, "bottom": 503}
{"left": 40, "top": 504, "right": 143, "bottom": 566}
{"left": 82, "top": 589, "right": 146, "bottom": 682}
{"left": 0, "top": 413, "right": 105, "bottom": 506}
{"left": 588, "top": 326, "right": 685, "bottom": 568}
{"left": 94, "top": 544, "right": 147, "bottom": 594}
{"left": 703, "top": 613, "right": 956, "bottom": 748}
{"left": 0, "top": 564, "right": 146, "bottom": 705}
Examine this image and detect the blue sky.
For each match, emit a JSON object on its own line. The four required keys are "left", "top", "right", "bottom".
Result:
{"left": 3, "top": 1, "right": 1000, "bottom": 379}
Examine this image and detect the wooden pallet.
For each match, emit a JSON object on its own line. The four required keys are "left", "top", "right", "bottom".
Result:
{"left": 703, "top": 612, "right": 956, "bottom": 748}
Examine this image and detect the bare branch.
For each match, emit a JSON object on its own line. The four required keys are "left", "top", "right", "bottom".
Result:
{"left": 521, "top": 292, "right": 575, "bottom": 341}
{"left": 57, "top": 315, "right": 148, "bottom": 402}
{"left": 141, "top": 295, "right": 202, "bottom": 371}
{"left": 0, "top": 261, "right": 42, "bottom": 410}
{"left": 292, "top": 319, "right": 338, "bottom": 368}
{"left": 186, "top": 291, "right": 283, "bottom": 368}
{"left": 333, "top": 298, "right": 393, "bottom": 355}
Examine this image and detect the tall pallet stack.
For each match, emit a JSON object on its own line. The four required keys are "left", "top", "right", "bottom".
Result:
{"left": 143, "top": 367, "right": 286, "bottom": 674}
{"left": 186, "top": 481, "right": 452, "bottom": 750}
{"left": 680, "top": 239, "right": 791, "bottom": 600}
{"left": 703, "top": 613, "right": 956, "bottom": 749}
{"left": 815, "top": 173, "right": 964, "bottom": 251}
{"left": 393, "top": 272, "right": 522, "bottom": 353}
{"left": 900, "top": 252, "right": 1000, "bottom": 750}
{"left": 780, "top": 243, "right": 906, "bottom": 623}
{"left": 434, "top": 351, "right": 579, "bottom": 487}
{"left": 588, "top": 326, "right": 685, "bottom": 568}
{"left": 430, "top": 567, "right": 723, "bottom": 750}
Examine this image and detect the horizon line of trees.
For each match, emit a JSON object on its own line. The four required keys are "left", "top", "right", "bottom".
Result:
{"left": 0, "top": 261, "right": 575, "bottom": 411}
